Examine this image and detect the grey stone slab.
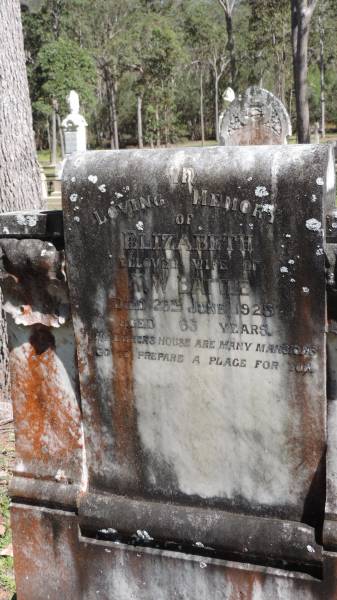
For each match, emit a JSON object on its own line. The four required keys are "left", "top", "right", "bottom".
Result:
{"left": 0, "top": 210, "right": 63, "bottom": 240}
{"left": 62, "top": 145, "right": 331, "bottom": 554}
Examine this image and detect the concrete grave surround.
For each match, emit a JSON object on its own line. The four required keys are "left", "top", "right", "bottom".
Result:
{"left": 62, "top": 145, "right": 330, "bottom": 560}
{"left": 219, "top": 87, "right": 292, "bottom": 145}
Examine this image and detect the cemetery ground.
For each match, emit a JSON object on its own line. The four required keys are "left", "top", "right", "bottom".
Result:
{"left": 0, "top": 420, "right": 16, "bottom": 600}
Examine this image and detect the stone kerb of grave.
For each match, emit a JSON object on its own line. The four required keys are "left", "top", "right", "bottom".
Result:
{"left": 219, "top": 86, "right": 292, "bottom": 145}
{"left": 61, "top": 144, "right": 334, "bottom": 568}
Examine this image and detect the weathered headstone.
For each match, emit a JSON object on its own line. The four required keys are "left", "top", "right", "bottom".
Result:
{"left": 4, "top": 144, "right": 337, "bottom": 599}
{"left": 61, "top": 144, "right": 332, "bottom": 567}
{"left": 50, "top": 91, "right": 88, "bottom": 209}
{"left": 219, "top": 86, "right": 291, "bottom": 145}
{"left": 61, "top": 90, "right": 87, "bottom": 156}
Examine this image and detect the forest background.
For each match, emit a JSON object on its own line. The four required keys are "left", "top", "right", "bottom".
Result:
{"left": 22, "top": 0, "right": 337, "bottom": 151}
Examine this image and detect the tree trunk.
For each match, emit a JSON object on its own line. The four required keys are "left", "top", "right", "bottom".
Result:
{"left": 225, "top": 12, "right": 236, "bottom": 89}
{"left": 200, "top": 70, "right": 205, "bottom": 146}
{"left": 104, "top": 68, "right": 119, "bottom": 150}
{"left": 51, "top": 0, "right": 63, "bottom": 40}
{"left": 291, "top": 0, "right": 317, "bottom": 143}
{"left": 56, "top": 113, "right": 65, "bottom": 159}
{"left": 51, "top": 106, "right": 57, "bottom": 165}
{"left": 111, "top": 83, "right": 119, "bottom": 150}
{"left": 319, "top": 15, "right": 325, "bottom": 139}
{"left": 164, "top": 108, "right": 169, "bottom": 147}
{"left": 218, "top": 1, "right": 237, "bottom": 89}
{"left": 47, "top": 119, "right": 51, "bottom": 157}
{"left": 155, "top": 105, "right": 160, "bottom": 147}
{"left": 215, "top": 73, "right": 219, "bottom": 143}
{"left": 280, "top": 23, "right": 287, "bottom": 106}
{"left": 289, "top": 87, "right": 293, "bottom": 123}
{"left": 0, "top": 0, "right": 44, "bottom": 404}
{"left": 137, "top": 95, "right": 143, "bottom": 148}
{"left": 0, "top": 1, "right": 43, "bottom": 212}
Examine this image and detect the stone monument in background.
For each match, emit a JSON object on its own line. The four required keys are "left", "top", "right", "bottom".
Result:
{"left": 61, "top": 90, "right": 87, "bottom": 156}
{"left": 219, "top": 86, "right": 291, "bottom": 145}
{"left": 49, "top": 91, "right": 88, "bottom": 209}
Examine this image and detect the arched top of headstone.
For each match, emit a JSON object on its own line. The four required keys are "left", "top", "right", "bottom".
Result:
{"left": 219, "top": 86, "right": 291, "bottom": 146}
{"left": 223, "top": 87, "right": 235, "bottom": 103}
{"left": 61, "top": 91, "right": 87, "bottom": 155}
{"left": 68, "top": 90, "right": 80, "bottom": 114}
{"left": 62, "top": 91, "right": 87, "bottom": 130}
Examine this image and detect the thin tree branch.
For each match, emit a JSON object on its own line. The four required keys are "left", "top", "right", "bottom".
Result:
{"left": 218, "top": 0, "right": 231, "bottom": 16}
{"left": 217, "top": 0, "right": 237, "bottom": 15}
{"left": 301, "top": 0, "right": 318, "bottom": 22}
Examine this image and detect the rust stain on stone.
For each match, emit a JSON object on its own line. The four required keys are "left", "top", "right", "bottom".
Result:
{"left": 109, "top": 263, "right": 140, "bottom": 484}
{"left": 11, "top": 325, "right": 82, "bottom": 465}
{"left": 286, "top": 286, "right": 326, "bottom": 528}
{"left": 226, "top": 568, "right": 265, "bottom": 600}
{"left": 228, "top": 126, "right": 281, "bottom": 146}
{"left": 11, "top": 505, "right": 82, "bottom": 600}
{"left": 11, "top": 508, "right": 43, "bottom": 599}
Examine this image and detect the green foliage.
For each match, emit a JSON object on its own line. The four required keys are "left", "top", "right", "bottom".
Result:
{"left": 308, "top": 0, "right": 337, "bottom": 127}
{"left": 0, "top": 493, "right": 15, "bottom": 594}
{"left": 181, "top": 0, "right": 226, "bottom": 64}
{"left": 36, "top": 38, "right": 96, "bottom": 116}
{"left": 140, "top": 20, "right": 182, "bottom": 82}
{"left": 308, "top": 66, "right": 321, "bottom": 122}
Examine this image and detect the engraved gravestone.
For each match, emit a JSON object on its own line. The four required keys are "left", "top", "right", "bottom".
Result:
{"left": 219, "top": 86, "right": 291, "bottom": 145}
{"left": 62, "top": 145, "right": 333, "bottom": 565}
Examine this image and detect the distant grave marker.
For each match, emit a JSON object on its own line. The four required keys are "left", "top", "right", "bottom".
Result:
{"left": 61, "top": 90, "right": 87, "bottom": 156}
{"left": 219, "top": 86, "right": 291, "bottom": 145}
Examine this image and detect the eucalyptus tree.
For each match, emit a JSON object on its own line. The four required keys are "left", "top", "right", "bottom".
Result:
{"left": 64, "top": 0, "right": 141, "bottom": 149}
{"left": 138, "top": 16, "right": 183, "bottom": 146}
{"left": 0, "top": 1, "right": 43, "bottom": 211}
{"left": 310, "top": 0, "right": 337, "bottom": 137}
{"left": 242, "top": 0, "right": 291, "bottom": 104}
{"left": 182, "top": 0, "right": 228, "bottom": 142}
{"left": 0, "top": 0, "right": 44, "bottom": 401}
{"left": 217, "top": 0, "right": 239, "bottom": 90}
{"left": 291, "top": 0, "right": 318, "bottom": 142}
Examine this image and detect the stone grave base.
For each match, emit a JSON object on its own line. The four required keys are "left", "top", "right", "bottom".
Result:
{"left": 11, "top": 504, "right": 337, "bottom": 600}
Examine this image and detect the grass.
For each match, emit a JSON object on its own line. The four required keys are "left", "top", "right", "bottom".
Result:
{"left": 0, "top": 494, "right": 15, "bottom": 597}
{"left": 0, "top": 560, "right": 15, "bottom": 597}
{"left": 37, "top": 149, "right": 62, "bottom": 165}
{"left": 38, "top": 133, "right": 337, "bottom": 167}
{"left": 0, "top": 423, "right": 16, "bottom": 600}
